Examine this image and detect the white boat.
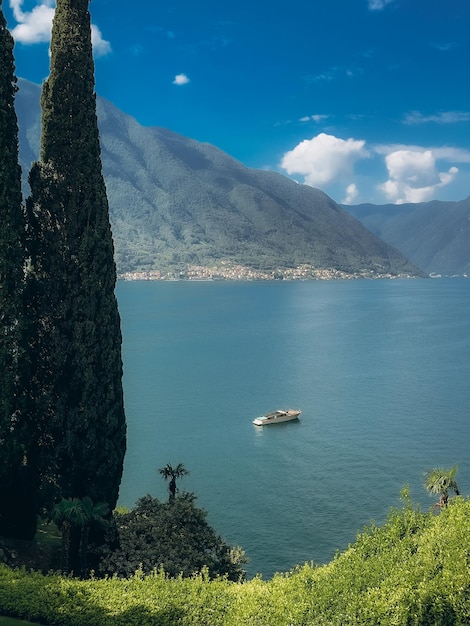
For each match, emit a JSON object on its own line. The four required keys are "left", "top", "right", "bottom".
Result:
{"left": 252, "top": 409, "right": 301, "bottom": 426}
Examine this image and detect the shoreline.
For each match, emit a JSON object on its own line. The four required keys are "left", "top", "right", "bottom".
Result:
{"left": 118, "top": 263, "right": 425, "bottom": 282}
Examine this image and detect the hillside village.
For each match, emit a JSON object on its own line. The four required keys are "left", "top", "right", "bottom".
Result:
{"left": 120, "top": 262, "right": 420, "bottom": 281}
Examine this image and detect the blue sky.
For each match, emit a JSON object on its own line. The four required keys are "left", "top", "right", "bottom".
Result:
{"left": 4, "top": 0, "right": 470, "bottom": 205}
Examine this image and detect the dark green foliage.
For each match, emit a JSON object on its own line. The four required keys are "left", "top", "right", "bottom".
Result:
{"left": 50, "top": 496, "right": 109, "bottom": 576}
{"left": 0, "top": 0, "right": 22, "bottom": 297}
{"left": 0, "top": 0, "right": 38, "bottom": 539}
{"left": 24, "top": 0, "right": 126, "bottom": 511}
{"left": 98, "top": 494, "right": 247, "bottom": 581}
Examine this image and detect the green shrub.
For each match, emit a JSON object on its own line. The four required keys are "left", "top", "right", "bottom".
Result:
{"left": 98, "top": 494, "right": 247, "bottom": 581}
{"left": 1, "top": 498, "right": 469, "bottom": 625}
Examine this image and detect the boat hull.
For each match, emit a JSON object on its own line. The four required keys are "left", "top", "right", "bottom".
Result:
{"left": 253, "top": 409, "right": 301, "bottom": 426}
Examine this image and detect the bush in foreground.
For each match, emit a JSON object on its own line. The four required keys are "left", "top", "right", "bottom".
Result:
{"left": 97, "top": 494, "right": 246, "bottom": 582}
{"left": 0, "top": 496, "right": 469, "bottom": 625}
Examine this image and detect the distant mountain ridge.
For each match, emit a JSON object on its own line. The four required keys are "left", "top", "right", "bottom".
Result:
{"left": 16, "top": 78, "right": 421, "bottom": 278}
{"left": 344, "top": 200, "right": 470, "bottom": 276}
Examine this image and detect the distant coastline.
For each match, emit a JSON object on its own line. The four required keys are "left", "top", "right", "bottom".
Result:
{"left": 118, "top": 262, "right": 422, "bottom": 282}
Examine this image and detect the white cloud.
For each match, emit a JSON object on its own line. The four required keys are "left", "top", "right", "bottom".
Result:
{"left": 378, "top": 149, "right": 459, "bottom": 204}
{"left": 368, "top": 0, "right": 395, "bottom": 10}
{"left": 375, "top": 144, "right": 470, "bottom": 163}
{"left": 432, "top": 147, "right": 470, "bottom": 163}
{"left": 173, "top": 74, "right": 190, "bottom": 85}
{"left": 281, "top": 136, "right": 468, "bottom": 204}
{"left": 9, "top": 0, "right": 54, "bottom": 44}
{"left": 343, "top": 183, "right": 359, "bottom": 205}
{"left": 9, "top": 1, "right": 111, "bottom": 55}
{"left": 91, "top": 24, "right": 112, "bottom": 57}
{"left": 299, "top": 114, "right": 329, "bottom": 123}
{"left": 280, "top": 133, "right": 369, "bottom": 187}
{"left": 403, "top": 110, "right": 470, "bottom": 125}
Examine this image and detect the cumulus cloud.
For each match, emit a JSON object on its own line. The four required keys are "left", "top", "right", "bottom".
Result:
{"left": 9, "top": 0, "right": 111, "bottom": 55}
{"left": 378, "top": 148, "right": 459, "bottom": 203}
{"left": 173, "top": 73, "right": 190, "bottom": 85}
{"left": 280, "top": 133, "right": 369, "bottom": 187}
{"left": 91, "top": 24, "right": 112, "bottom": 57}
{"left": 9, "top": 0, "right": 54, "bottom": 44}
{"left": 343, "top": 183, "right": 359, "bottom": 205}
{"left": 280, "top": 134, "right": 468, "bottom": 204}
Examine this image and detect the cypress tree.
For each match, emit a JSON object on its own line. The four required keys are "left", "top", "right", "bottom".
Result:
{"left": 25, "top": 0, "right": 126, "bottom": 511}
{"left": 0, "top": 0, "right": 22, "bottom": 431}
{"left": 0, "top": 0, "right": 38, "bottom": 538}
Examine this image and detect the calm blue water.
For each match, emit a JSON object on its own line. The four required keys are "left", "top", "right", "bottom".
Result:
{"left": 116, "top": 279, "right": 470, "bottom": 579}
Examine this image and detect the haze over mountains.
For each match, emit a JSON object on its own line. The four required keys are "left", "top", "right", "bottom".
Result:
{"left": 345, "top": 200, "right": 470, "bottom": 277}
{"left": 16, "top": 78, "right": 467, "bottom": 278}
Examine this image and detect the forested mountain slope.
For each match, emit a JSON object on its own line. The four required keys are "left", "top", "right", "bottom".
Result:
{"left": 16, "top": 79, "right": 420, "bottom": 278}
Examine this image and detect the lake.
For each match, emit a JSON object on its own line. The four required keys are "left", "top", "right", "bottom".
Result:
{"left": 116, "top": 278, "right": 470, "bottom": 578}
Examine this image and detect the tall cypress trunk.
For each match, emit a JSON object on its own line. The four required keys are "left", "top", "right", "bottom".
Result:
{"left": 25, "top": 0, "right": 126, "bottom": 512}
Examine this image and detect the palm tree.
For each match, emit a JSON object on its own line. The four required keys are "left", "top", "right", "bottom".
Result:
{"left": 159, "top": 463, "right": 189, "bottom": 501}
{"left": 50, "top": 498, "right": 88, "bottom": 573}
{"left": 424, "top": 465, "right": 460, "bottom": 510}
{"left": 78, "top": 497, "right": 109, "bottom": 576}
{"left": 50, "top": 496, "right": 108, "bottom": 575}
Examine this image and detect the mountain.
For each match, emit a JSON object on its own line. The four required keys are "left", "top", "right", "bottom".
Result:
{"left": 345, "top": 199, "right": 470, "bottom": 276}
{"left": 16, "top": 78, "right": 421, "bottom": 279}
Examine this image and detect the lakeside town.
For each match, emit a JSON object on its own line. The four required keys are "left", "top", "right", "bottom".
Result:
{"left": 119, "top": 262, "right": 419, "bottom": 281}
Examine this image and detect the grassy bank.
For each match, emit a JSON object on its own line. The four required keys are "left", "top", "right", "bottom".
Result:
{"left": 1, "top": 497, "right": 469, "bottom": 625}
